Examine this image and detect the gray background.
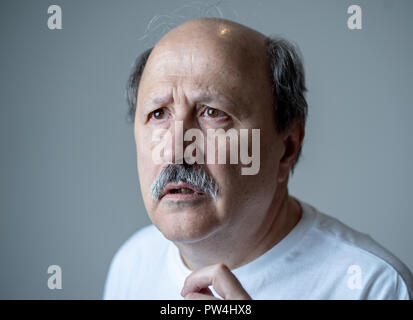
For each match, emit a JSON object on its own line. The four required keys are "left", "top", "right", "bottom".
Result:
{"left": 0, "top": 0, "right": 412, "bottom": 299}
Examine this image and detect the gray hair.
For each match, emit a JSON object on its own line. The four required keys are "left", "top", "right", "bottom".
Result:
{"left": 126, "top": 36, "right": 307, "bottom": 171}
{"left": 265, "top": 37, "right": 308, "bottom": 170}
{"left": 151, "top": 164, "right": 219, "bottom": 201}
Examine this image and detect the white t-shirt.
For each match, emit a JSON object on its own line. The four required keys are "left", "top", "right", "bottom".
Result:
{"left": 103, "top": 199, "right": 413, "bottom": 299}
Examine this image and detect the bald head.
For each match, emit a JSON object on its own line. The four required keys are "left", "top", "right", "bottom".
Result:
{"left": 153, "top": 18, "right": 269, "bottom": 69}
{"left": 160, "top": 17, "right": 266, "bottom": 41}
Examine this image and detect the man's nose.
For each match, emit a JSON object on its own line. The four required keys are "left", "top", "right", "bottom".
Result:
{"left": 166, "top": 111, "right": 202, "bottom": 164}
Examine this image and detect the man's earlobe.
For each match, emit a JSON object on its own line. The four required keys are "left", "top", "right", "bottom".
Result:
{"left": 277, "top": 124, "right": 305, "bottom": 183}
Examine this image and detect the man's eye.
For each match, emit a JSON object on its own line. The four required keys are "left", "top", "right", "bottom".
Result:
{"left": 150, "top": 108, "right": 166, "bottom": 120}
{"left": 203, "top": 107, "right": 225, "bottom": 118}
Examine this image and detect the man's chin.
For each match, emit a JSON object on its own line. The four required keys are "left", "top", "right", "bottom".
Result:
{"left": 156, "top": 196, "right": 213, "bottom": 210}
{"left": 154, "top": 211, "right": 220, "bottom": 243}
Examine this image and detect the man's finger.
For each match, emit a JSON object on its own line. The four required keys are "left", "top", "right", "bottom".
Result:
{"left": 184, "top": 292, "right": 219, "bottom": 300}
{"left": 181, "top": 264, "right": 251, "bottom": 300}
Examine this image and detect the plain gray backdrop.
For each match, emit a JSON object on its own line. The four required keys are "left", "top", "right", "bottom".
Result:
{"left": 0, "top": 0, "right": 412, "bottom": 299}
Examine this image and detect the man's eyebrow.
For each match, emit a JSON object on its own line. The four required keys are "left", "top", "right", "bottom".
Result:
{"left": 140, "top": 91, "right": 243, "bottom": 118}
{"left": 140, "top": 94, "right": 172, "bottom": 112}
{"left": 194, "top": 92, "right": 236, "bottom": 108}
{"left": 142, "top": 92, "right": 222, "bottom": 108}
{"left": 152, "top": 95, "right": 172, "bottom": 105}
{"left": 196, "top": 92, "right": 244, "bottom": 119}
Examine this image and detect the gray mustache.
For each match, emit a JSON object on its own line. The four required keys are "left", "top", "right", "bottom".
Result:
{"left": 151, "top": 164, "right": 219, "bottom": 201}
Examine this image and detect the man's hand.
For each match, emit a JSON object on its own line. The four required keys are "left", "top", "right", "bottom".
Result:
{"left": 181, "top": 264, "right": 252, "bottom": 300}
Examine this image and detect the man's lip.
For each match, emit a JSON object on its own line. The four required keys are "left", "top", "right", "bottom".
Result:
{"left": 161, "top": 182, "right": 205, "bottom": 198}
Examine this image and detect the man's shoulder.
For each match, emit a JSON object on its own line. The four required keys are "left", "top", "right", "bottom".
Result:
{"left": 302, "top": 200, "right": 413, "bottom": 299}
{"left": 103, "top": 224, "right": 170, "bottom": 299}
{"left": 106, "top": 224, "right": 170, "bottom": 278}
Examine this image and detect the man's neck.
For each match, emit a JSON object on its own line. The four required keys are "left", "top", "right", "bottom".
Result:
{"left": 175, "top": 186, "right": 303, "bottom": 271}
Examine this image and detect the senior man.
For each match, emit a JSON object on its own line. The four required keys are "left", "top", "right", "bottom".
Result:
{"left": 103, "top": 18, "right": 413, "bottom": 300}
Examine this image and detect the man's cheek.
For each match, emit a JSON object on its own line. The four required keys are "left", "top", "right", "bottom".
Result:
{"left": 137, "top": 151, "right": 154, "bottom": 189}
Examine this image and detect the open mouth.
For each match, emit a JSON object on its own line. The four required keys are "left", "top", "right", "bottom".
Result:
{"left": 161, "top": 182, "right": 205, "bottom": 200}
{"left": 169, "top": 188, "right": 196, "bottom": 194}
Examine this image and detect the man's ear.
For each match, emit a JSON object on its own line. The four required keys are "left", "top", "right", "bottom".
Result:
{"left": 277, "top": 121, "right": 305, "bottom": 183}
